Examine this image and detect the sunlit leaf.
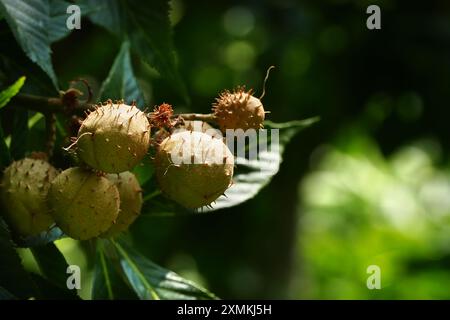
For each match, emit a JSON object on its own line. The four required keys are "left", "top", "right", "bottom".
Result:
{"left": 0, "top": 76, "right": 25, "bottom": 109}
{"left": 208, "top": 117, "right": 319, "bottom": 211}
{"left": 0, "top": 116, "right": 11, "bottom": 170}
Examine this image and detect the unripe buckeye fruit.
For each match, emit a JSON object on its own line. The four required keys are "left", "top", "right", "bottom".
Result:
{"left": 48, "top": 167, "right": 120, "bottom": 240}
{"left": 155, "top": 131, "right": 234, "bottom": 209}
{"left": 101, "top": 172, "right": 142, "bottom": 238}
{"left": 212, "top": 87, "right": 265, "bottom": 132}
{"left": 76, "top": 102, "right": 151, "bottom": 173}
{"left": 0, "top": 158, "right": 58, "bottom": 237}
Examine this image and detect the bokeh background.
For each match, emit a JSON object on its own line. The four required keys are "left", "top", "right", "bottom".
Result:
{"left": 11, "top": 0, "right": 450, "bottom": 299}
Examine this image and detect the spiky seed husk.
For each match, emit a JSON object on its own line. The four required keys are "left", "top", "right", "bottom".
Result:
{"left": 101, "top": 171, "right": 142, "bottom": 238}
{"left": 154, "top": 131, "right": 234, "bottom": 209}
{"left": 0, "top": 158, "right": 58, "bottom": 237}
{"left": 76, "top": 102, "right": 151, "bottom": 173}
{"left": 212, "top": 87, "right": 265, "bottom": 132}
{"left": 48, "top": 167, "right": 120, "bottom": 240}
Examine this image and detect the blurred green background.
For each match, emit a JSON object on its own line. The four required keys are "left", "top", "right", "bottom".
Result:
{"left": 9, "top": 0, "right": 450, "bottom": 299}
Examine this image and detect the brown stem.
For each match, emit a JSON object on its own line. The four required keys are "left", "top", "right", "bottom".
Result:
{"left": 10, "top": 94, "right": 217, "bottom": 124}
{"left": 10, "top": 93, "right": 92, "bottom": 114}
{"left": 174, "top": 113, "right": 217, "bottom": 122}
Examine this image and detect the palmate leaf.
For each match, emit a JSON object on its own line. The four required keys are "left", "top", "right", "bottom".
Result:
{"left": 110, "top": 238, "right": 217, "bottom": 300}
{"left": 99, "top": 41, "right": 145, "bottom": 107}
{"left": 0, "top": 0, "right": 58, "bottom": 88}
{"left": 207, "top": 118, "right": 319, "bottom": 211}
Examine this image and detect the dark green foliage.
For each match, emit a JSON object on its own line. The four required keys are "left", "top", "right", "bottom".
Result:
{"left": 0, "top": 0, "right": 318, "bottom": 300}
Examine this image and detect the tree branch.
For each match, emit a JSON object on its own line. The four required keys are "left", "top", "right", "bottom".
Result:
{"left": 10, "top": 93, "right": 92, "bottom": 114}
{"left": 174, "top": 113, "right": 217, "bottom": 122}
{"left": 10, "top": 94, "right": 218, "bottom": 124}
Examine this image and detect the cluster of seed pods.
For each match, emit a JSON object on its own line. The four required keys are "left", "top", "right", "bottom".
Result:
{"left": 0, "top": 83, "right": 269, "bottom": 240}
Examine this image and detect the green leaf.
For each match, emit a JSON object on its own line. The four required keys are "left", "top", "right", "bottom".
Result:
{"left": 0, "top": 115, "right": 11, "bottom": 169}
{"left": 92, "top": 239, "right": 138, "bottom": 300}
{"left": 79, "top": 0, "right": 124, "bottom": 36}
{"left": 207, "top": 117, "right": 319, "bottom": 211}
{"left": 0, "top": 52, "right": 56, "bottom": 95}
{"left": 124, "top": 0, "right": 188, "bottom": 103}
{"left": 0, "top": 76, "right": 25, "bottom": 109}
{"left": 31, "top": 242, "right": 78, "bottom": 299}
{"left": 30, "top": 273, "right": 80, "bottom": 300}
{"left": 111, "top": 239, "right": 217, "bottom": 300}
{"left": 99, "top": 41, "right": 145, "bottom": 107}
{"left": 48, "top": 1, "right": 94, "bottom": 43}
{"left": 0, "top": 217, "right": 36, "bottom": 298}
{"left": 48, "top": 0, "right": 74, "bottom": 42}
{"left": 0, "top": 0, "right": 58, "bottom": 88}
{"left": 84, "top": 0, "right": 188, "bottom": 102}
{"left": 0, "top": 77, "right": 18, "bottom": 170}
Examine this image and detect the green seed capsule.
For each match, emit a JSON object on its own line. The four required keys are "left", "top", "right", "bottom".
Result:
{"left": 0, "top": 158, "right": 58, "bottom": 237}
{"left": 48, "top": 167, "right": 119, "bottom": 240}
{"left": 155, "top": 131, "right": 234, "bottom": 209}
{"left": 101, "top": 171, "right": 142, "bottom": 238}
{"left": 76, "top": 102, "right": 151, "bottom": 173}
